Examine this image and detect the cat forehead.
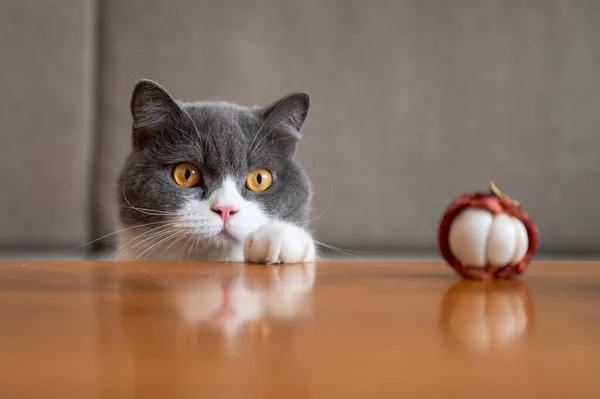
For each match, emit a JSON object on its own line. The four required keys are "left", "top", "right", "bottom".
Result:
{"left": 180, "top": 101, "right": 259, "bottom": 135}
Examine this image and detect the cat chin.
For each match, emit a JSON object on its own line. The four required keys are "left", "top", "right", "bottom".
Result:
{"left": 205, "top": 231, "right": 244, "bottom": 248}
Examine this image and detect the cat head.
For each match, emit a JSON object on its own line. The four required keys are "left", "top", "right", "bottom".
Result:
{"left": 117, "top": 80, "right": 312, "bottom": 250}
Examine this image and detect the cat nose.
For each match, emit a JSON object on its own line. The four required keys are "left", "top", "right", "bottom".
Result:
{"left": 211, "top": 205, "right": 238, "bottom": 223}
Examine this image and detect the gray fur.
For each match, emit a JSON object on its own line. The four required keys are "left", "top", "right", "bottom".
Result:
{"left": 117, "top": 80, "right": 312, "bottom": 233}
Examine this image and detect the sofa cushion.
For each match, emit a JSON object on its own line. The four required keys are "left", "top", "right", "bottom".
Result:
{"left": 0, "top": 0, "right": 96, "bottom": 247}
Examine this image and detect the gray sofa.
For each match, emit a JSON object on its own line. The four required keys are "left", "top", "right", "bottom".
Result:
{"left": 1, "top": 0, "right": 599, "bottom": 258}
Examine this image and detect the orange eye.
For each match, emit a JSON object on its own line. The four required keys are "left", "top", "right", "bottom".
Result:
{"left": 172, "top": 163, "right": 201, "bottom": 188}
{"left": 246, "top": 169, "right": 273, "bottom": 192}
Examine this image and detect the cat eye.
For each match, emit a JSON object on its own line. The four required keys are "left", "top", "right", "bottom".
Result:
{"left": 246, "top": 169, "right": 273, "bottom": 192}
{"left": 172, "top": 163, "right": 201, "bottom": 188}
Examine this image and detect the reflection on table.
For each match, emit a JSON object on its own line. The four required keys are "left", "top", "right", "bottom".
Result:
{"left": 439, "top": 279, "right": 535, "bottom": 355}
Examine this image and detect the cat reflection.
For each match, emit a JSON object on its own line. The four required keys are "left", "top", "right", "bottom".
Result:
{"left": 173, "top": 263, "right": 315, "bottom": 338}
{"left": 439, "top": 280, "right": 535, "bottom": 354}
{"left": 100, "top": 263, "right": 316, "bottom": 397}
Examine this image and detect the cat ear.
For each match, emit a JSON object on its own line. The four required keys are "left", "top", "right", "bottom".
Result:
{"left": 257, "top": 92, "right": 310, "bottom": 155}
{"left": 260, "top": 92, "right": 310, "bottom": 134}
{"left": 130, "top": 80, "right": 183, "bottom": 148}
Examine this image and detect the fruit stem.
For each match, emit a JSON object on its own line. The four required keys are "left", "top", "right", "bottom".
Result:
{"left": 489, "top": 181, "right": 520, "bottom": 207}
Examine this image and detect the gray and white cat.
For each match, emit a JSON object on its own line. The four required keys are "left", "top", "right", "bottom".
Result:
{"left": 115, "top": 80, "right": 315, "bottom": 263}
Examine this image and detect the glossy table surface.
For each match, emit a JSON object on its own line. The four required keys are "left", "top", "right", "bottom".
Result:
{"left": 0, "top": 260, "right": 599, "bottom": 398}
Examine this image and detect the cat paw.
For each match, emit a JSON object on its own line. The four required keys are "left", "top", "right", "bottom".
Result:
{"left": 244, "top": 223, "right": 316, "bottom": 264}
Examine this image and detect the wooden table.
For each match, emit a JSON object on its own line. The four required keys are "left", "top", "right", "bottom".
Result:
{"left": 0, "top": 261, "right": 598, "bottom": 398}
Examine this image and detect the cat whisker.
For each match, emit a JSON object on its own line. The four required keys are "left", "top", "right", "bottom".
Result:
{"left": 302, "top": 175, "right": 333, "bottom": 225}
{"left": 178, "top": 234, "right": 197, "bottom": 260}
{"left": 160, "top": 229, "right": 194, "bottom": 259}
{"left": 185, "top": 236, "right": 196, "bottom": 260}
{"left": 316, "top": 249, "right": 329, "bottom": 261}
{"left": 122, "top": 187, "right": 194, "bottom": 217}
{"left": 179, "top": 105, "right": 203, "bottom": 145}
{"left": 190, "top": 235, "right": 203, "bottom": 260}
{"left": 314, "top": 240, "right": 365, "bottom": 261}
{"left": 315, "top": 240, "right": 386, "bottom": 257}
{"left": 111, "top": 224, "right": 179, "bottom": 259}
{"left": 136, "top": 229, "right": 186, "bottom": 260}
{"left": 111, "top": 227, "right": 178, "bottom": 259}
{"left": 250, "top": 153, "right": 290, "bottom": 162}
{"left": 119, "top": 205, "right": 181, "bottom": 216}
{"left": 66, "top": 220, "right": 174, "bottom": 251}
{"left": 129, "top": 227, "right": 184, "bottom": 255}
{"left": 129, "top": 228, "right": 195, "bottom": 259}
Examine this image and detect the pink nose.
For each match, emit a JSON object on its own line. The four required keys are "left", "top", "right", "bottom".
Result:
{"left": 211, "top": 205, "right": 238, "bottom": 223}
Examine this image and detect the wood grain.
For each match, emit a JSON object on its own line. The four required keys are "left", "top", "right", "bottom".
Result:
{"left": 0, "top": 261, "right": 599, "bottom": 398}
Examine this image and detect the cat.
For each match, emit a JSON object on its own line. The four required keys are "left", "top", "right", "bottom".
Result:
{"left": 115, "top": 80, "right": 316, "bottom": 263}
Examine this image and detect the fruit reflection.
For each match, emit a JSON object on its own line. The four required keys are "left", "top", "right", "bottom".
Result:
{"left": 439, "top": 279, "right": 535, "bottom": 354}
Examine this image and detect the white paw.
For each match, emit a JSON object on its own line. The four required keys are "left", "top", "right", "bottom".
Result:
{"left": 244, "top": 223, "right": 316, "bottom": 264}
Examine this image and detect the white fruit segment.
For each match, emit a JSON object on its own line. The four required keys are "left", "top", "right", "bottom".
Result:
{"left": 448, "top": 208, "right": 529, "bottom": 268}
{"left": 487, "top": 214, "right": 516, "bottom": 267}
